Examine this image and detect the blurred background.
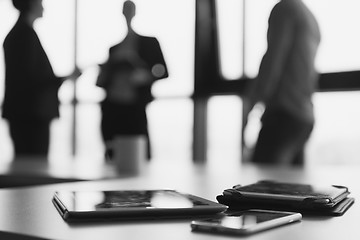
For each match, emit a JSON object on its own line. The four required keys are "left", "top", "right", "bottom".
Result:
{"left": 0, "top": 0, "right": 359, "bottom": 165}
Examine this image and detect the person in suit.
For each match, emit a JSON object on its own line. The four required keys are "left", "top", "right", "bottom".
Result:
{"left": 242, "top": 0, "right": 321, "bottom": 165}
{"left": 2, "top": 0, "right": 81, "bottom": 158}
{"left": 97, "top": 0, "right": 168, "bottom": 160}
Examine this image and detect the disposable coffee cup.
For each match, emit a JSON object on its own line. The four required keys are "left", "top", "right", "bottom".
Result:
{"left": 108, "top": 135, "right": 146, "bottom": 176}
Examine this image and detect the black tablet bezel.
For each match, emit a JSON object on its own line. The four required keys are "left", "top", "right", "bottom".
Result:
{"left": 52, "top": 189, "right": 228, "bottom": 222}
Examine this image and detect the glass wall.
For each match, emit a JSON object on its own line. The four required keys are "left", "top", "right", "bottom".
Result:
{"left": 76, "top": 0, "right": 195, "bottom": 101}
{"left": 74, "top": 0, "right": 195, "bottom": 162}
{"left": 0, "top": 0, "right": 195, "bottom": 162}
{"left": 305, "top": 0, "right": 360, "bottom": 73}
{"left": 214, "top": 0, "right": 360, "bottom": 165}
{"left": 1, "top": 0, "right": 359, "bottom": 164}
{"left": 215, "top": 0, "right": 244, "bottom": 80}
{"left": 217, "top": 0, "right": 360, "bottom": 79}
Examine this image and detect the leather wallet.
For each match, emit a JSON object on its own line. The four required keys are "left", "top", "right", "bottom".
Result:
{"left": 217, "top": 180, "right": 354, "bottom": 216}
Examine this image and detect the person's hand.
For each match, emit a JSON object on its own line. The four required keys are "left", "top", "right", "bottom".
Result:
{"left": 242, "top": 96, "right": 252, "bottom": 130}
{"left": 69, "top": 66, "right": 82, "bottom": 80}
{"left": 131, "top": 69, "right": 152, "bottom": 85}
{"left": 241, "top": 96, "right": 254, "bottom": 152}
{"left": 108, "top": 72, "right": 137, "bottom": 104}
{"left": 241, "top": 96, "right": 257, "bottom": 162}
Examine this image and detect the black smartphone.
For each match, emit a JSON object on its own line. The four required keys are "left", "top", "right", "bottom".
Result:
{"left": 191, "top": 209, "right": 301, "bottom": 236}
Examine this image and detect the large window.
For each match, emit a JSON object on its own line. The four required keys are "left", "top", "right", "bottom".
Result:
{"left": 0, "top": 0, "right": 195, "bottom": 162}
{"left": 74, "top": 0, "right": 195, "bottom": 162}
{"left": 305, "top": 0, "right": 360, "bottom": 73}
{"left": 216, "top": 0, "right": 360, "bottom": 79}
{"left": 75, "top": 0, "right": 194, "bottom": 102}
{"left": 1, "top": 0, "right": 359, "bottom": 164}
{"left": 204, "top": 0, "right": 360, "bottom": 165}
{"left": 0, "top": 0, "right": 196, "bottom": 101}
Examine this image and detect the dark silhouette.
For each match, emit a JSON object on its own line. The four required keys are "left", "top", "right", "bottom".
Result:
{"left": 2, "top": 0, "right": 81, "bottom": 158}
{"left": 97, "top": 0, "right": 168, "bottom": 160}
{"left": 242, "top": 0, "right": 321, "bottom": 165}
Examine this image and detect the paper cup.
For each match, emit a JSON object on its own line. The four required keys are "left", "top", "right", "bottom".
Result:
{"left": 109, "top": 135, "right": 146, "bottom": 176}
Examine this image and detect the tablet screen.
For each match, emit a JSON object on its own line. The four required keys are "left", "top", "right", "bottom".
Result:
{"left": 55, "top": 190, "right": 211, "bottom": 211}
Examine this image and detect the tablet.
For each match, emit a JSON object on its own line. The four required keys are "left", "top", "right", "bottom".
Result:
{"left": 52, "top": 189, "right": 228, "bottom": 222}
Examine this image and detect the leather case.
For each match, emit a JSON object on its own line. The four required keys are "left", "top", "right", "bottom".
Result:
{"left": 217, "top": 180, "right": 354, "bottom": 216}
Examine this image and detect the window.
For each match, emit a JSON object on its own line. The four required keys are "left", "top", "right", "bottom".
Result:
{"left": 1, "top": 0, "right": 359, "bottom": 164}
{"left": 0, "top": 0, "right": 196, "bottom": 162}
{"left": 216, "top": 0, "right": 360, "bottom": 79}
{"left": 215, "top": 0, "right": 244, "bottom": 80}
{"left": 304, "top": 0, "right": 360, "bottom": 73}
{"left": 201, "top": 0, "right": 360, "bottom": 165}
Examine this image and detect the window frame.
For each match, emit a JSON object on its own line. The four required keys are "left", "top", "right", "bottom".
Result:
{"left": 194, "top": 0, "right": 360, "bottom": 98}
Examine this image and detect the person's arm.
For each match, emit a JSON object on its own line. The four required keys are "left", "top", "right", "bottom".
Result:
{"left": 150, "top": 38, "right": 168, "bottom": 80}
{"left": 245, "top": 5, "right": 294, "bottom": 113}
{"left": 132, "top": 37, "right": 168, "bottom": 86}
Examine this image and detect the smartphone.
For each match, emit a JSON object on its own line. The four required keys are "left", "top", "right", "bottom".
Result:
{"left": 191, "top": 209, "right": 302, "bottom": 236}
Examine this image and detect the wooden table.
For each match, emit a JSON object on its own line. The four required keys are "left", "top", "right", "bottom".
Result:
{"left": 0, "top": 158, "right": 358, "bottom": 240}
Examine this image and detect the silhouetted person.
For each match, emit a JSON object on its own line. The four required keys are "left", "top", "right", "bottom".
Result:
{"left": 96, "top": 0, "right": 168, "bottom": 159}
{"left": 2, "top": 0, "right": 81, "bottom": 159}
{"left": 242, "top": 0, "right": 321, "bottom": 165}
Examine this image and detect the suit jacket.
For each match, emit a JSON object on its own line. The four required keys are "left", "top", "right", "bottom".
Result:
{"left": 2, "top": 17, "right": 62, "bottom": 121}
{"left": 98, "top": 34, "right": 168, "bottom": 106}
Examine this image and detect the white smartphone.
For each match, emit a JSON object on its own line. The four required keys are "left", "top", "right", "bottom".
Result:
{"left": 191, "top": 209, "right": 302, "bottom": 235}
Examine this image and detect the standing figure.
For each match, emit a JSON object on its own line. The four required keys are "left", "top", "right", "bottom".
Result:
{"left": 2, "top": 0, "right": 81, "bottom": 159}
{"left": 242, "top": 0, "right": 321, "bottom": 165}
{"left": 97, "top": 0, "right": 168, "bottom": 159}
